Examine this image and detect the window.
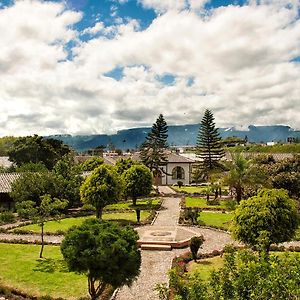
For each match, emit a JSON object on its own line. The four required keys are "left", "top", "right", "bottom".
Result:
{"left": 172, "top": 166, "right": 185, "bottom": 180}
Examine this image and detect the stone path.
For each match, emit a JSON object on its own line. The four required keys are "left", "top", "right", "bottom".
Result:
{"left": 157, "top": 186, "right": 177, "bottom": 195}
{"left": 115, "top": 198, "right": 234, "bottom": 300}
{"left": 1, "top": 197, "right": 299, "bottom": 300}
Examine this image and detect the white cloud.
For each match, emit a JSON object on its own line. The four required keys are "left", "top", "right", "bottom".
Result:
{"left": 138, "top": 0, "right": 187, "bottom": 13}
{"left": 82, "top": 22, "right": 104, "bottom": 35}
{"left": 0, "top": 0, "right": 300, "bottom": 137}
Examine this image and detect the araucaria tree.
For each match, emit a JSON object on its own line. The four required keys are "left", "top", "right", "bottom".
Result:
{"left": 61, "top": 219, "right": 141, "bottom": 300}
{"left": 196, "top": 110, "right": 224, "bottom": 170}
{"left": 80, "top": 165, "right": 122, "bottom": 219}
{"left": 140, "top": 114, "right": 168, "bottom": 186}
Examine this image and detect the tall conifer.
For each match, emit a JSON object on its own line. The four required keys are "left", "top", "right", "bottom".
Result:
{"left": 196, "top": 109, "right": 224, "bottom": 170}
{"left": 140, "top": 114, "right": 168, "bottom": 185}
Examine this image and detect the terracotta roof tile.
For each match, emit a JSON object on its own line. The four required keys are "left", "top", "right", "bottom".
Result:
{"left": 0, "top": 173, "right": 21, "bottom": 193}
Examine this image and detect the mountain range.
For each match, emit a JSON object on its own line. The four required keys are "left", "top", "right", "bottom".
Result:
{"left": 48, "top": 125, "right": 300, "bottom": 152}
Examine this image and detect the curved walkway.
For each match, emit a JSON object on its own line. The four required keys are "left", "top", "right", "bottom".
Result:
{"left": 1, "top": 197, "right": 299, "bottom": 300}
{"left": 115, "top": 198, "right": 234, "bottom": 300}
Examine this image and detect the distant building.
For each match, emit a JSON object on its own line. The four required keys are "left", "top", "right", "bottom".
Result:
{"left": 0, "top": 173, "right": 20, "bottom": 209}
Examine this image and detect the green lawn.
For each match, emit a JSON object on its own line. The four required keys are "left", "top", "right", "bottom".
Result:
{"left": 105, "top": 198, "right": 161, "bottom": 210}
{"left": 187, "top": 256, "right": 224, "bottom": 281}
{"left": 172, "top": 186, "right": 210, "bottom": 194}
{"left": 14, "top": 211, "right": 151, "bottom": 234}
{"left": 173, "top": 186, "right": 229, "bottom": 195}
{"left": 197, "top": 211, "right": 233, "bottom": 230}
{"left": 187, "top": 252, "right": 300, "bottom": 281}
{"left": 185, "top": 197, "right": 228, "bottom": 209}
{"left": 0, "top": 243, "right": 87, "bottom": 299}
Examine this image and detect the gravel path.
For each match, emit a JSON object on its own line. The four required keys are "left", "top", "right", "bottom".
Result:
{"left": 115, "top": 198, "right": 235, "bottom": 300}
{"left": 0, "top": 233, "right": 63, "bottom": 244}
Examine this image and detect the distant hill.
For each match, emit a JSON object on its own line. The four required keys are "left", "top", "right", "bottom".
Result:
{"left": 48, "top": 125, "right": 300, "bottom": 152}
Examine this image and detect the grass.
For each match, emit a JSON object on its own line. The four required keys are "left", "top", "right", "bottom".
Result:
{"left": 197, "top": 211, "right": 233, "bottom": 230}
{"left": 0, "top": 243, "right": 87, "bottom": 299}
{"left": 187, "top": 256, "right": 224, "bottom": 281}
{"left": 104, "top": 198, "right": 161, "bottom": 210}
{"left": 14, "top": 211, "right": 151, "bottom": 234}
{"left": 172, "top": 186, "right": 229, "bottom": 195}
{"left": 187, "top": 252, "right": 300, "bottom": 281}
{"left": 185, "top": 197, "right": 228, "bottom": 209}
{"left": 172, "top": 186, "right": 211, "bottom": 194}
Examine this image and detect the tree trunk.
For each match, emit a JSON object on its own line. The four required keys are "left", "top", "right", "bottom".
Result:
{"left": 88, "top": 276, "right": 107, "bottom": 300}
{"left": 96, "top": 208, "right": 103, "bottom": 219}
{"left": 39, "top": 223, "right": 44, "bottom": 259}
{"left": 236, "top": 186, "right": 242, "bottom": 203}
{"left": 132, "top": 196, "right": 137, "bottom": 207}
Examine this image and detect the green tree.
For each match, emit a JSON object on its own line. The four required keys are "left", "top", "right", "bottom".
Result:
{"left": 16, "top": 162, "right": 48, "bottom": 173}
{"left": 80, "top": 165, "right": 122, "bottom": 219}
{"left": 122, "top": 165, "right": 152, "bottom": 206}
{"left": 115, "top": 157, "right": 138, "bottom": 175}
{"left": 140, "top": 114, "right": 168, "bottom": 187}
{"left": 16, "top": 194, "right": 67, "bottom": 258}
{"left": 80, "top": 157, "right": 104, "bottom": 172}
{"left": 8, "top": 135, "right": 70, "bottom": 169}
{"left": 10, "top": 172, "right": 58, "bottom": 205}
{"left": 53, "top": 155, "right": 83, "bottom": 207}
{"left": 225, "top": 153, "right": 265, "bottom": 203}
{"left": 0, "top": 136, "right": 17, "bottom": 156}
{"left": 61, "top": 219, "right": 141, "bottom": 300}
{"left": 232, "top": 189, "right": 299, "bottom": 252}
{"left": 196, "top": 110, "right": 224, "bottom": 170}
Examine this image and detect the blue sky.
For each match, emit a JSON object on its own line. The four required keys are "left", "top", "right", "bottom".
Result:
{"left": 0, "top": 0, "right": 299, "bottom": 136}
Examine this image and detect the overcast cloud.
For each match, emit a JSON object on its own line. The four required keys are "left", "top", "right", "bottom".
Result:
{"left": 1, "top": 0, "right": 300, "bottom": 136}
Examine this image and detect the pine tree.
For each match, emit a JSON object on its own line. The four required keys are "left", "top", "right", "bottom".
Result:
{"left": 196, "top": 109, "right": 224, "bottom": 170}
{"left": 140, "top": 114, "right": 168, "bottom": 186}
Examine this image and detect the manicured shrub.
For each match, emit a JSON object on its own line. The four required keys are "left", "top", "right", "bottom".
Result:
{"left": 190, "top": 236, "right": 205, "bottom": 261}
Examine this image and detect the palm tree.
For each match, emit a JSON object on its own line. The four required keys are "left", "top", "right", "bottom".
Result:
{"left": 225, "top": 153, "right": 264, "bottom": 203}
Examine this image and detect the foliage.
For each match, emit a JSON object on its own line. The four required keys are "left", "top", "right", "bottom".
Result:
{"left": 253, "top": 154, "right": 300, "bottom": 198}
{"left": 53, "top": 155, "right": 83, "bottom": 207}
{"left": 80, "top": 165, "right": 122, "bottom": 218}
{"left": 177, "top": 181, "right": 183, "bottom": 188}
{"left": 225, "top": 153, "right": 266, "bottom": 202}
{"left": 190, "top": 236, "right": 205, "bottom": 262}
{"left": 16, "top": 194, "right": 68, "bottom": 258}
{"left": 16, "top": 162, "right": 48, "bottom": 173}
{"left": 122, "top": 165, "right": 152, "bottom": 206}
{"left": 170, "top": 248, "right": 300, "bottom": 300}
{"left": 183, "top": 208, "right": 201, "bottom": 225}
{"left": 61, "top": 219, "right": 141, "bottom": 300}
{"left": 10, "top": 172, "right": 58, "bottom": 205}
{"left": 0, "top": 136, "right": 17, "bottom": 156}
{"left": 209, "top": 248, "right": 300, "bottom": 300}
{"left": 115, "top": 157, "right": 138, "bottom": 175}
{"left": 11, "top": 156, "right": 82, "bottom": 209}
{"left": 229, "top": 143, "right": 300, "bottom": 154}
{"left": 140, "top": 114, "right": 168, "bottom": 186}
{"left": 154, "top": 283, "right": 169, "bottom": 300}
{"left": 8, "top": 135, "right": 70, "bottom": 170}
{"left": 80, "top": 157, "right": 104, "bottom": 171}
{"left": 0, "top": 211, "right": 15, "bottom": 224}
{"left": 232, "top": 189, "right": 299, "bottom": 252}
{"left": 196, "top": 110, "right": 224, "bottom": 170}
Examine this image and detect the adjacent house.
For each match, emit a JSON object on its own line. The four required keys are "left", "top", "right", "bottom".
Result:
{"left": 0, "top": 173, "right": 20, "bottom": 209}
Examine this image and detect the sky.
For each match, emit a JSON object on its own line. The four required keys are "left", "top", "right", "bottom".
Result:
{"left": 0, "top": 0, "right": 300, "bottom": 136}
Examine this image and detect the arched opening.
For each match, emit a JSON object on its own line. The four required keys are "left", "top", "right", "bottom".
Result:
{"left": 172, "top": 166, "right": 185, "bottom": 180}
